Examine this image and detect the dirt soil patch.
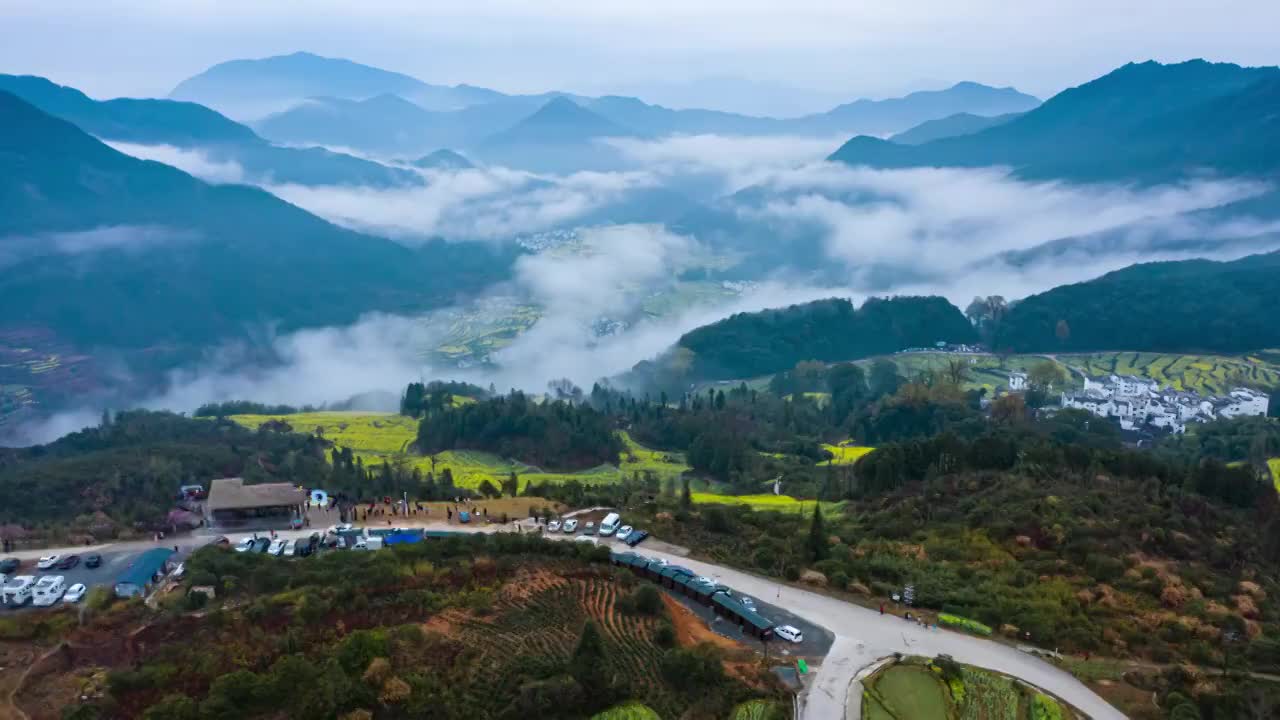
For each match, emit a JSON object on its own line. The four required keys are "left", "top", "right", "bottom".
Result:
{"left": 662, "top": 594, "right": 740, "bottom": 653}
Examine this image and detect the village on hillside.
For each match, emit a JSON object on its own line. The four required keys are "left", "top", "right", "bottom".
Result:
{"left": 1010, "top": 370, "right": 1271, "bottom": 434}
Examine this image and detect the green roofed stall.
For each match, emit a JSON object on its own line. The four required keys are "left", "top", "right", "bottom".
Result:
{"left": 114, "top": 547, "right": 174, "bottom": 598}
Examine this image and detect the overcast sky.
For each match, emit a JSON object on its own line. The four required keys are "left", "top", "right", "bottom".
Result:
{"left": 2, "top": 0, "right": 1279, "bottom": 114}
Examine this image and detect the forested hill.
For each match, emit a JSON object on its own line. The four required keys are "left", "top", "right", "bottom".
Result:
{"left": 829, "top": 59, "right": 1280, "bottom": 182}
{"left": 670, "top": 296, "right": 976, "bottom": 382}
{"left": 0, "top": 90, "right": 513, "bottom": 352}
{"left": 993, "top": 250, "right": 1280, "bottom": 353}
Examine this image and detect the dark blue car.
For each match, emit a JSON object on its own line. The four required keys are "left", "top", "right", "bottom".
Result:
{"left": 624, "top": 530, "right": 649, "bottom": 547}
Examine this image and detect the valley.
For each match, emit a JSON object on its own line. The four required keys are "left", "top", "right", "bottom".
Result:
{"left": 5, "top": 8, "right": 1280, "bottom": 719}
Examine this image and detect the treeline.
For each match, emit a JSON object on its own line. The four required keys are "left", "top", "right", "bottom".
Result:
{"left": 635, "top": 296, "right": 976, "bottom": 388}
{"left": 416, "top": 391, "right": 621, "bottom": 471}
{"left": 193, "top": 400, "right": 316, "bottom": 417}
{"left": 400, "top": 380, "right": 489, "bottom": 418}
{"left": 992, "top": 250, "right": 1280, "bottom": 354}
{"left": 855, "top": 421, "right": 1271, "bottom": 508}
{"left": 0, "top": 410, "right": 330, "bottom": 531}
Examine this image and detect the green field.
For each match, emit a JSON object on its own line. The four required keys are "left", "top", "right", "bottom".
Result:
{"left": 229, "top": 412, "right": 688, "bottom": 491}
{"left": 864, "top": 660, "right": 1071, "bottom": 720}
{"left": 232, "top": 411, "right": 418, "bottom": 454}
{"left": 864, "top": 664, "right": 950, "bottom": 719}
{"left": 690, "top": 492, "right": 841, "bottom": 514}
{"left": 821, "top": 443, "right": 875, "bottom": 465}
{"left": 1270, "top": 458, "right": 1280, "bottom": 492}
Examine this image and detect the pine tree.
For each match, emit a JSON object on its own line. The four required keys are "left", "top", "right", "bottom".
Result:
{"left": 680, "top": 476, "right": 692, "bottom": 511}
{"left": 569, "top": 619, "right": 608, "bottom": 692}
{"left": 807, "top": 504, "right": 828, "bottom": 561}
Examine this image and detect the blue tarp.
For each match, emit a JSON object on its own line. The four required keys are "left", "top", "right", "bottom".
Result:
{"left": 383, "top": 531, "right": 422, "bottom": 545}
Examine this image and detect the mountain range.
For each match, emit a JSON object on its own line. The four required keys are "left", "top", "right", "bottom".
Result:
{"left": 187, "top": 52, "right": 1040, "bottom": 163}
{"left": 170, "top": 51, "right": 504, "bottom": 119}
{"left": 0, "top": 74, "right": 418, "bottom": 188}
{"left": 831, "top": 60, "right": 1280, "bottom": 182}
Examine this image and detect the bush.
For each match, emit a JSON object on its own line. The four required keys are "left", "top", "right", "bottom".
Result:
{"left": 630, "top": 585, "right": 663, "bottom": 616}
{"left": 660, "top": 644, "right": 725, "bottom": 692}
{"left": 652, "top": 623, "right": 676, "bottom": 648}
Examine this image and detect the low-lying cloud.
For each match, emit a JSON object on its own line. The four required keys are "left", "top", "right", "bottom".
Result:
{"left": 16, "top": 138, "right": 1280, "bottom": 445}
{"left": 268, "top": 167, "right": 659, "bottom": 241}
{"left": 0, "top": 225, "right": 197, "bottom": 269}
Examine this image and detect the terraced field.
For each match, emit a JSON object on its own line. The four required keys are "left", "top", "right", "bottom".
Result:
{"left": 228, "top": 412, "right": 688, "bottom": 491}
{"left": 1061, "top": 351, "right": 1280, "bottom": 395}
{"left": 442, "top": 568, "right": 673, "bottom": 713}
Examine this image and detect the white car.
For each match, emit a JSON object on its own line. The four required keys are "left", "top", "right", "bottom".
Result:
{"left": 234, "top": 538, "right": 255, "bottom": 553}
{"left": 63, "top": 583, "right": 87, "bottom": 603}
{"left": 615, "top": 526, "right": 633, "bottom": 541}
{"left": 172, "top": 562, "right": 185, "bottom": 578}
{"left": 547, "top": 520, "right": 562, "bottom": 532}
{"left": 562, "top": 519, "right": 578, "bottom": 533}
{"left": 695, "top": 576, "right": 716, "bottom": 585}
{"left": 774, "top": 625, "right": 804, "bottom": 643}
{"left": 37, "top": 555, "right": 61, "bottom": 570}
{"left": 739, "top": 596, "right": 756, "bottom": 611}
{"left": 283, "top": 540, "right": 297, "bottom": 557}
{"left": 268, "top": 539, "right": 287, "bottom": 556}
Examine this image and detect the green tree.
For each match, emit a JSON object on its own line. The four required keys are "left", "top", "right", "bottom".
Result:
{"left": 568, "top": 620, "right": 609, "bottom": 696}
{"left": 680, "top": 476, "right": 692, "bottom": 511}
{"left": 807, "top": 504, "right": 828, "bottom": 561}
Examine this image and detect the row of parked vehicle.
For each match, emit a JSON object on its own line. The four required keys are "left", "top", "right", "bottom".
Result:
{"left": 545, "top": 513, "right": 650, "bottom": 547}
{"left": 2, "top": 554, "right": 103, "bottom": 609}
{"left": 1, "top": 574, "right": 88, "bottom": 607}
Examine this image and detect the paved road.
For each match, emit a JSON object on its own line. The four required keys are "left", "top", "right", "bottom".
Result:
{"left": 627, "top": 543, "right": 1124, "bottom": 720}
{"left": 4, "top": 523, "right": 1124, "bottom": 719}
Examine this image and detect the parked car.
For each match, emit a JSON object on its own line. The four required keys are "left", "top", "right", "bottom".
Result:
{"left": 84, "top": 554, "right": 102, "bottom": 569}
{"left": 234, "top": 538, "right": 255, "bottom": 553}
{"left": 0, "top": 558, "right": 19, "bottom": 574}
{"left": 56, "top": 555, "right": 81, "bottom": 570}
{"left": 283, "top": 540, "right": 297, "bottom": 557}
{"left": 36, "top": 555, "right": 61, "bottom": 570}
{"left": 695, "top": 575, "right": 716, "bottom": 585}
{"left": 172, "top": 563, "right": 185, "bottom": 579}
{"left": 268, "top": 539, "right": 287, "bottom": 556}
{"left": 774, "top": 625, "right": 804, "bottom": 643}
{"left": 547, "top": 520, "right": 562, "bottom": 532}
{"left": 615, "top": 525, "right": 634, "bottom": 542}
{"left": 624, "top": 530, "right": 650, "bottom": 547}
{"left": 252, "top": 538, "right": 271, "bottom": 553}
{"left": 562, "top": 519, "right": 578, "bottom": 533}
{"left": 63, "top": 584, "right": 88, "bottom": 603}
{"left": 739, "top": 596, "right": 756, "bottom": 611}
{"left": 584, "top": 521, "right": 595, "bottom": 534}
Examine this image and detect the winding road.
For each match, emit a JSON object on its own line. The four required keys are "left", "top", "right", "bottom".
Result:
{"left": 10, "top": 523, "right": 1125, "bottom": 719}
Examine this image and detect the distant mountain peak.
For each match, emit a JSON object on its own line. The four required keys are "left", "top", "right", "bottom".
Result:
{"left": 486, "top": 96, "right": 631, "bottom": 145}
{"left": 411, "top": 148, "right": 474, "bottom": 170}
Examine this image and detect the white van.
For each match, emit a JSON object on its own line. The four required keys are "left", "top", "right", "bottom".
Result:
{"left": 32, "top": 575, "right": 67, "bottom": 607}
{"left": 2, "top": 575, "right": 36, "bottom": 606}
{"left": 599, "top": 513, "right": 621, "bottom": 536}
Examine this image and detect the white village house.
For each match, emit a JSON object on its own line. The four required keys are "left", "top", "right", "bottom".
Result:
{"left": 1033, "top": 372, "right": 1269, "bottom": 434}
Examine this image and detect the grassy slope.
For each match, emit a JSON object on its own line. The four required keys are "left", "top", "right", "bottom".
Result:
{"left": 821, "top": 443, "right": 875, "bottom": 465}
{"left": 1271, "top": 458, "right": 1280, "bottom": 492}
{"left": 690, "top": 492, "right": 842, "bottom": 514}
{"left": 229, "top": 412, "right": 689, "bottom": 490}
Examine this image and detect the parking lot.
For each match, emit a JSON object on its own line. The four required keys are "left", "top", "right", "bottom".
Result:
{"left": 2, "top": 546, "right": 198, "bottom": 611}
